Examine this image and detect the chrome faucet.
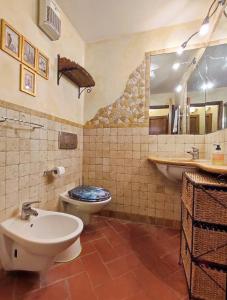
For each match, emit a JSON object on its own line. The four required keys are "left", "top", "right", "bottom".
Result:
{"left": 21, "top": 201, "right": 40, "bottom": 220}
{"left": 187, "top": 147, "right": 199, "bottom": 160}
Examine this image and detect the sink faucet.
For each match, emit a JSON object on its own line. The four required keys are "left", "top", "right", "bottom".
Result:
{"left": 21, "top": 201, "right": 41, "bottom": 220}
{"left": 187, "top": 147, "right": 199, "bottom": 160}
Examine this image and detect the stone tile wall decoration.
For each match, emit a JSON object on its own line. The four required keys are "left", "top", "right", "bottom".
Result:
{"left": 85, "top": 62, "right": 149, "bottom": 128}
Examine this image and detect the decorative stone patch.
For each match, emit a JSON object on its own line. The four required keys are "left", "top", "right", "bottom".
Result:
{"left": 85, "top": 61, "right": 149, "bottom": 128}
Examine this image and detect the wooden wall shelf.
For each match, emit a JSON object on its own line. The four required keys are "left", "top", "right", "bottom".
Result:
{"left": 57, "top": 55, "right": 95, "bottom": 99}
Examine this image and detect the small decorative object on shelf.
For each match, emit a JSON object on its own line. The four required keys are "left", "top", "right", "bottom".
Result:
{"left": 180, "top": 172, "right": 227, "bottom": 300}
{"left": 57, "top": 55, "right": 95, "bottom": 99}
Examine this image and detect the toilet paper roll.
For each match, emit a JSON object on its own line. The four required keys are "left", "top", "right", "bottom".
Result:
{"left": 53, "top": 166, "right": 65, "bottom": 176}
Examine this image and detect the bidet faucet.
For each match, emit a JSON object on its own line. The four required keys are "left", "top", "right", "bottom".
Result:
{"left": 21, "top": 201, "right": 41, "bottom": 220}
{"left": 187, "top": 147, "right": 199, "bottom": 160}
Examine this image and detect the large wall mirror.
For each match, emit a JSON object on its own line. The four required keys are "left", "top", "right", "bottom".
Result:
{"left": 147, "top": 13, "right": 227, "bottom": 135}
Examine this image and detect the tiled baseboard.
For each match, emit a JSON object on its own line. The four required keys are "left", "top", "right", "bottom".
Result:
{"left": 98, "top": 210, "right": 180, "bottom": 230}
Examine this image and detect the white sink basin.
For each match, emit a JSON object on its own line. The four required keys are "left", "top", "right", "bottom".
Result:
{"left": 156, "top": 163, "right": 196, "bottom": 182}
{"left": 155, "top": 159, "right": 211, "bottom": 182}
{"left": 149, "top": 156, "right": 227, "bottom": 181}
{"left": 193, "top": 159, "right": 211, "bottom": 164}
{"left": 0, "top": 209, "right": 83, "bottom": 271}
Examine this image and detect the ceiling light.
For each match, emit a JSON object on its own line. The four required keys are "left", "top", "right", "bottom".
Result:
{"left": 177, "top": 46, "right": 184, "bottom": 56}
{"left": 199, "top": 16, "right": 210, "bottom": 36}
{"left": 201, "top": 81, "right": 214, "bottom": 90}
{"left": 176, "top": 0, "right": 224, "bottom": 58}
{"left": 177, "top": 41, "right": 187, "bottom": 56}
{"left": 175, "top": 85, "right": 183, "bottom": 93}
{"left": 172, "top": 62, "right": 180, "bottom": 71}
{"left": 207, "top": 81, "right": 214, "bottom": 89}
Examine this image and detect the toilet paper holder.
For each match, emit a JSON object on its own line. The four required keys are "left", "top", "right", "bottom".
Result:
{"left": 43, "top": 167, "right": 65, "bottom": 177}
{"left": 43, "top": 169, "right": 57, "bottom": 176}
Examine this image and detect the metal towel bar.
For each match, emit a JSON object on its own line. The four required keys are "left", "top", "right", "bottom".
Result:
{"left": 0, "top": 116, "right": 44, "bottom": 129}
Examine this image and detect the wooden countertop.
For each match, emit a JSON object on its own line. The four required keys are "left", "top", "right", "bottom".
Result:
{"left": 148, "top": 156, "right": 227, "bottom": 175}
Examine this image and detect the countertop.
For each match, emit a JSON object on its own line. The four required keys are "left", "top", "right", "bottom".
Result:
{"left": 148, "top": 156, "right": 227, "bottom": 175}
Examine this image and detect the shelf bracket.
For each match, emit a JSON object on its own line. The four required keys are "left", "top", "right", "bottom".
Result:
{"left": 57, "top": 54, "right": 62, "bottom": 85}
{"left": 57, "top": 72, "right": 63, "bottom": 85}
{"left": 78, "top": 87, "right": 92, "bottom": 99}
{"left": 57, "top": 54, "right": 95, "bottom": 99}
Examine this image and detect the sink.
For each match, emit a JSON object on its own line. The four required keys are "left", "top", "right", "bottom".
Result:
{"left": 193, "top": 159, "right": 211, "bottom": 164}
{"left": 167, "top": 158, "right": 192, "bottom": 162}
{"left": 156, "top": 163, "right": 196, "bottom": 182}
{"left": 149, "top": 156, "right": 227, "bottom": 181}
{"left": 151, "top": 157, "right": 210, "bottom": 182}
{"left": 0, "top": 209, "right": 83, "bottom": 271}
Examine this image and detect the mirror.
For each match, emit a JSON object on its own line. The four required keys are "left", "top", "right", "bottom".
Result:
{"left": 187, "top": 43, "right": 227, "bottom": 134}
{"left": 204, "top": 43, "right": 227, "bottom": 133}
{"left": 148, "top": 49, "right": 200, "bottom": 134}
{"left": 148, "top": 13, "right": 227, "bottom": 135}
{"left": 187, "top": 54, "right": 207, "bottom": 135}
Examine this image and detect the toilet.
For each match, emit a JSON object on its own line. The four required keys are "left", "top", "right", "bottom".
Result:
{"left": 59, "top": 185, "right": 111, "bottom": 225}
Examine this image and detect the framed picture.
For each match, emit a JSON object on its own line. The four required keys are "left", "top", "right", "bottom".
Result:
{"left": 21, "top": 37, "right": 37, "bottom": 70}
{"left": 37, "top": 50, "right": 49, "bottom": 79}
{"left": 20, "top": 64, "right": 36, "bottom": 96}
{"left": 0, "top": 19, "right": 22, "bottom": 60}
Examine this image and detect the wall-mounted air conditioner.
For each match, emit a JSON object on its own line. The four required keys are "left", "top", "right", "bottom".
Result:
{"left": 39, "top": 0, "right": 61, "bottom": 41}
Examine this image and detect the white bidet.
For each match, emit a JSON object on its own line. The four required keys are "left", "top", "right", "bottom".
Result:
{"left": 0, "top": 209, "right": 83, "bottom": 272}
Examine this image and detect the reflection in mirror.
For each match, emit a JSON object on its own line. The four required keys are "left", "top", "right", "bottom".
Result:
{"left": 187, "top": 60, "right": 206, "bottom": 135}
{"left": 204, "top": 43, "right": 227, "bottom": 132}
{"left": 148, "top": 42, "right": 227, "bottom": 135}
{"left": 149, "top": 49, "right": 199, "bottom": 134}
{"left": 148, "top": 4, "right": 227, "bottom": 135}
{"left": 188, "top": 43, "right": 227, "bottom": 134}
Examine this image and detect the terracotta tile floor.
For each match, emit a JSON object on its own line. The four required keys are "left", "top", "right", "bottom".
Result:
{"left": 0, "top": 216, "right": 188, "bottom": 300}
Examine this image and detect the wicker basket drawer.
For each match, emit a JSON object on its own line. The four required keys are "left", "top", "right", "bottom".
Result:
{"left": 182, "top": 175, "right": 194, "bottom": 212}
{"left": 182, "top": 204, "right": 227, "bottom": 266}
{"left": 181, "top": 231, "right": 191, "bottom": 285}
{"left": 182, "top": 174, "right": 227, "bottom": 225}
{"left": 181, "top": 233, "right": 226, "bottom": 300}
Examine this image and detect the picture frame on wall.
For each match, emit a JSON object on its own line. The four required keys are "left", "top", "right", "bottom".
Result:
{"left": 21, "top": 37, "right": 37, "bottom": 70}
{"left": 0, "top": 19, "right": 22, "bottom": 61}
{"left": 37, "top": 50, "right": 49, "bottom": 79}
{"left": 20, "top": 64, "right": 36, "bottom": 96}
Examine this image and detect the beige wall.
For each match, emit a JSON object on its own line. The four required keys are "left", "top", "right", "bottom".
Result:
{"left": 150, "top": 93, "right": 175, "bottom": 106}
{"left": 85, "top": 16, "right": 227, "bottom": 123}
{"left": 188, "top": 87, "right": 227, "bottom": 104}
{"left": 149, "top": 108, "right": 169, "bottom": 117}
{"left": 83, "top": 128, "right": 205, "bottom": 225}
{"left": 190, "top": 107, "right": 205, "bottom": 135}
{"left": 207, "top": 105, "right": 219, "bottom": 132}
{"left": 0, "top": 0, "right": 85, "bottom": 124}
{"left": 84, "top": 20, "right": 206, "bottom": 122}
{"left": 83, "top": 125, "right": 227, "bottom": 224}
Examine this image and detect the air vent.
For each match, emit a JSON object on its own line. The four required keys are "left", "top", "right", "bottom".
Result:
{"left": 39, "top": 0, "right": 61, "bottom": 41}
